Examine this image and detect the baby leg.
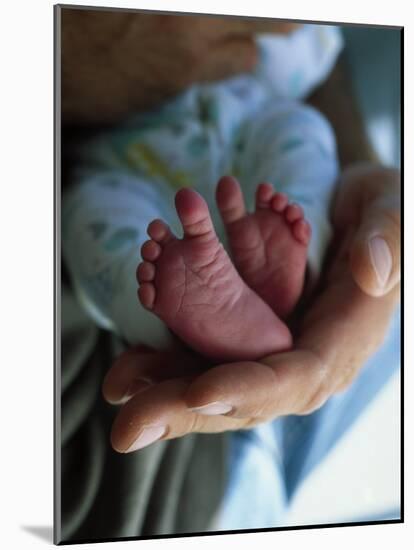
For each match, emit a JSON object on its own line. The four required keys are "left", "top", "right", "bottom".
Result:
{"left": 62, "top": 171, "right": 179, "bottom": 348}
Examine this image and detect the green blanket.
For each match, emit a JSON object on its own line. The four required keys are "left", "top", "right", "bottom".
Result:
{"left": 58, "top": 283, "right": 228, "bottom": 543}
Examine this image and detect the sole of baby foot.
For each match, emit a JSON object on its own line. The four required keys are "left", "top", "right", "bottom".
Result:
{"left": 216, "top": 176, "right": 311, "bottom": 318}
{"left": 136, "top": 187, "right": 292, "bottom": 361}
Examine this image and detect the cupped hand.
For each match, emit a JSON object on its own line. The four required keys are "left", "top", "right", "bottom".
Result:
{"left": 62, "top": 10, "right": 299, "bottom": 124}
{"left": 102, "top": 164, "right": 400, "bottom": 453}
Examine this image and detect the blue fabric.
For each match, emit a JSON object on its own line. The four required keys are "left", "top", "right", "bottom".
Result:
{"left": 217, "top": 26, "right": 401, "bottom": 530}
{"left": 342, "top": 26, "right": 401, "bottom": 167}
{"left": 218, "top": 308, "right": 400, "bottom": 529}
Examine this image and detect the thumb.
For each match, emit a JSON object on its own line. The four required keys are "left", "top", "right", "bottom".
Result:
{"left": 350, "top": 194, "right": 400, "bottom": 297}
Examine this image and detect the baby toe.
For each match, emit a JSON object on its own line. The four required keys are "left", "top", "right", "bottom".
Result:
{"left": 216, "top": 175, "right": 246, "bottom": 224}
{"left": 147, "top": 219, "right": 174, "bottom": 244}
{"left": 136, "top": 261, "right": 156, "bottom": 283}
{"left": 285, "top": 203, "right": 304, "bottom": 223}
{"left": 141, "top": 240, "right": 162, "bottom": 262}
{"left": 270, "top": 192, "right": 289, "bottom": 213}
{"left": 175, "top": 188, "right": 215, "bottom": 238}
{"left": 292, "top": 219, "right": 311, "bottom": 245}
{"left": 138, "top": 283, "right": 156, "bottom": 310}
{"left": 255, "top": 182, "right": 274, "bottom": 209}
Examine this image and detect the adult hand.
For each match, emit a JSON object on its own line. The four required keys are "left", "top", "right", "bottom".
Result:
{"left": 102, "top": 164, "right": 400, "bottom": 453}
{"left": 61, "top": 9, "right": 299, "bottom": 124}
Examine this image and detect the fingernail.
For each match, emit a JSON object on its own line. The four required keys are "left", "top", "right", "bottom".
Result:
{"left": 369, "top": 237, "right": 392, "bottom": 287}
{"left": 189, "top": 401, "right": 233, "bottom": 415}
{"left": 124, "top": 377, "right": 153, "bottom": 400}
{"left": 109, "top": 377, "right": 153, "bottom": 405}
{"left": 125, "top": 425, "right": 166, "bottom": 453}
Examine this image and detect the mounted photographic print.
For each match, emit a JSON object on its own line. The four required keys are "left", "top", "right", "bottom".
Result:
{"left": 55, "top": 4, "right": 402, "bottom": 544}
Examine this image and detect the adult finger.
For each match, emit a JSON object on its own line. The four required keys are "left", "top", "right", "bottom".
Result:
{"left": 198, "top": 21, "right": 300, "bottom": 83}
{"left": 180, "top": 14, "right": 300, "bottom": 39}
{"left": 102, "top": 347, "right": 207, "bottom": 405}
{"left": 241, "top": 20, "right": 301, "bottom": 34}
{"left": 197, "top": 36, "right": 259, "bottom": 82}
{"left": 183, "top": 351, "right": 329, "bottom": 421}
{"left": 110, "top": 377, "right": 249, "bottom": 453}
{"left": 333, "top": 165, "right": 401, "bottom": 297}
{"left": 350, "top": 185, "right": 400, "bottom": 297}
{"left": 350, "top": 201, "right": 400, "bottom": 297}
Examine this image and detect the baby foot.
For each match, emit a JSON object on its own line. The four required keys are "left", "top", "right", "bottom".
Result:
{"left": 216, "top": 176, "right": 311, "bottom": 318}
{"left": 137, "top": 188, "right": 292, "bottom": 361}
